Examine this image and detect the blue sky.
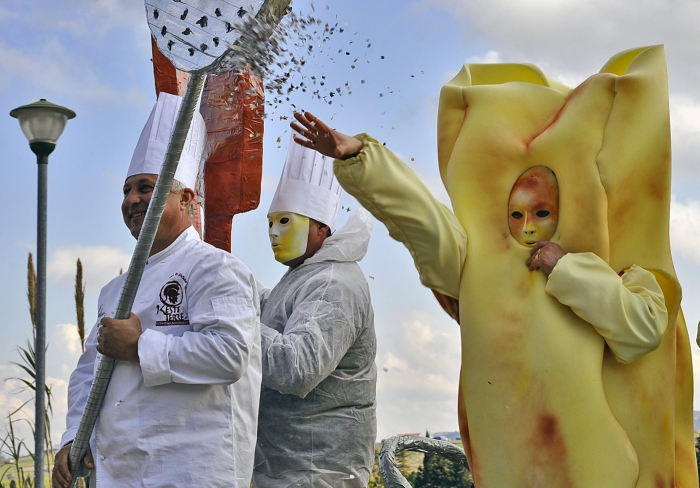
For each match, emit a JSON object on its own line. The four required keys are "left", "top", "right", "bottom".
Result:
{"left": 0, "top": 0, "right": 699, "bottom": 444}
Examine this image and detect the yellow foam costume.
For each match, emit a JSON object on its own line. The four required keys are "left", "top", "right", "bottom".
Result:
{"left": 334, "top": 46, "right": 696, "bottom": 487}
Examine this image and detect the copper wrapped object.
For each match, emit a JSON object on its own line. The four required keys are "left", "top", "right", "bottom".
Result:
{"left": 152, "top": 39, "right": 264, "bottom": 250}
{"left": 200, "top": 71, "right": 264, "bottom": 251}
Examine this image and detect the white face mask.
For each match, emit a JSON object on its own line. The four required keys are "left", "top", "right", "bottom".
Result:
{"left": 268, "top": 212, "right": 310, "bottom": 263}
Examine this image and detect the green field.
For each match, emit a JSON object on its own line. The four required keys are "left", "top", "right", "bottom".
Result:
{"left": 0, "top": 455, "right": 50, "bottom": 488}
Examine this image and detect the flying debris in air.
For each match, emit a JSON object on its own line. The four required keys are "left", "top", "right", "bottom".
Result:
{"left": 203, "top": 4, "right": 407, "bottom": 149}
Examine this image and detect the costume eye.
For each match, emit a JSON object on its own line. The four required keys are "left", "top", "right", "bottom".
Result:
{"left": 280, "top": 217, "right": 290, "bottom": 224}
{"left": 536, "top": 210, "right": 550, "bottom": 218}
{"left": 268, "top": 221, "right": 273, "bottom": 228}
{"left": 511, "top": 211, "right": 523, "bottom": 219}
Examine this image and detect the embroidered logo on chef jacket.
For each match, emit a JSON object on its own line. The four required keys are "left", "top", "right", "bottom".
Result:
{"left": 155, "top": 274, "right": 190, "bottom": 326}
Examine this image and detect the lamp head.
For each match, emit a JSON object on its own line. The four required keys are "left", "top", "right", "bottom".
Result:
{"left": 10, "top": 99, "right": 76, "bottom": 145}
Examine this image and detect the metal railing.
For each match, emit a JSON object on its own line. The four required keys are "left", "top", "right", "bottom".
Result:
{"left": 379, "top": 435, "right": 470, "bottom": 488}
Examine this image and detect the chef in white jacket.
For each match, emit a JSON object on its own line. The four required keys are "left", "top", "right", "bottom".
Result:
{"left": 253, "top": 136, "right": 377, "bottom": 487}
{"left": 52, "top": 92, "right": 262, "bottom": 488}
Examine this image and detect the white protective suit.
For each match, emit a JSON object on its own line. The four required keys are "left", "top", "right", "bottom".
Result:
{"left": 61, "top": 227, "right": 262, "bottom": 488}
{"left": 253, "top": 209, "right": 377, "bottom": 488}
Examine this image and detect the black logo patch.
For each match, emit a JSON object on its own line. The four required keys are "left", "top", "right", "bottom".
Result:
{"left": 156, "top": 277, "right": 189, "bottom": 326}
{"left": 160, "top": 281, "right": 183, "bottom": 307}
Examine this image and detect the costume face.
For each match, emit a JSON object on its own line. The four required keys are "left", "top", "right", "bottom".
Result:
{"left": 508, "top": 166, "right": 559, "bottom": 247}
{"left": 268, "top": 212, "right": 310, "bottom": 263}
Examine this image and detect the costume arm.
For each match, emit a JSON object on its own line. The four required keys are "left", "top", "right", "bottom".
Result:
{"left": 60, "top": 319, "right": 100, "bottom": 448}
{"left": 334, "top": 134, "right": 466, "bottom": 299}
{"left": 260, "top": 265, "right": 365, "bottom": 398}
{"left": 139, "top": 254, "right": 259, "bottom": 387}
{"left": 546, "top": 252, "right": 667, "bottom": 363}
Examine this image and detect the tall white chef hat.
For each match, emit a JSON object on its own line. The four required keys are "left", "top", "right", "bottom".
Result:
{"left": 268, "top": 134, "right": 343, "bottom": 228}
{"left": 126, "top": 92, "right": 206, "bottom": 189}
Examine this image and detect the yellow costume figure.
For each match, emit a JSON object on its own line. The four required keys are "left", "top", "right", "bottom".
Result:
{"left": 330, "top": 46, "right": 696, "bottom": 487}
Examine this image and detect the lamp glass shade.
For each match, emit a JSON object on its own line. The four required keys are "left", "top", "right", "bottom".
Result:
{"left": 16, "top": 108, "right": 68, "bottom": 144}
{"left": 10, "top": 99, "right": 76, "bottom": 144}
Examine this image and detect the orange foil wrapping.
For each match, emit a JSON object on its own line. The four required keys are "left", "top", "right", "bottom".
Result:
{"left": 150, "top": 37, "right": 205, "bottom": 237}
{"left": 151, "top": 37, "right": 190, "bottom": 97}
{"left": 200, "top": 71, "right": 264, "bottom": 252}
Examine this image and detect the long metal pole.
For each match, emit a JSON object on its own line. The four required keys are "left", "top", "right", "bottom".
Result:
{"left": 34, "top": 153, "right": 49, "bottom": 488}
{"left": 68, "top": 73, "right": 206, "bottom": 487}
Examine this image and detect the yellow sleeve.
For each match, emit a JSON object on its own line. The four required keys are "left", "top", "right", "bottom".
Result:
{"left": 333, "top": 133, "right": 466, "bottom": 299}
{"left": 545, "top": 252, "right": 668, "bottom": 364}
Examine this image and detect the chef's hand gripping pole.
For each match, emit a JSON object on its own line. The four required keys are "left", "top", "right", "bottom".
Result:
{"left": 67, "top": 73, "right": 206, "bottom": 485}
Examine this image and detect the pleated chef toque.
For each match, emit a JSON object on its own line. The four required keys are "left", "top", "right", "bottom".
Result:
{"left": 126, "top": 92, "right": 206, "bottom": 189}
{"left": 269, "top": 133, "right": 343, "bottom": 228}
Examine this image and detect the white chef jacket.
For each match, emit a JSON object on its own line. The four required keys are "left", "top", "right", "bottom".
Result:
{"left": 60, "top": 227, "right": 262, "bottom": 488}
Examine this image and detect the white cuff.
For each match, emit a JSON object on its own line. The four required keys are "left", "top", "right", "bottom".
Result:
{"left": 139, "top": 329, "right": 172, "bottom": 386}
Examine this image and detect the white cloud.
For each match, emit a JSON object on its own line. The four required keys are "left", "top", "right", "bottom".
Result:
{"left": 48, "top": 323, "right": 83, "bottom": 442}
{"left": 415, "top": 0, "right": 700, "bottom": 92}
{"left": 52, "top": 323, "right": 83, "bottom": 355}
{"left": 671, "top": 97, "right": 700, "bottom": 139}
{"left": 670, "top": 196, "right": 700, "bottom": 265}
{"left": 0, "top": 363, "right": 36, "bottom": 443}
{"left": 48, "top": 245, "right": 131, "bottom": 292}
{"left": 466, "top": 50, "right": 501, "bottom": 64}
{"left": 0, "top": 337, "right": 81, "bottom": 445}
{"left": 0, "top": 40, "right": 136, "bottom": 104}
{"left": 413, "top": 0, "right": 700, "bottom": 179}
{"left": 375, "top": 311, "right": 462, "bottom": 437}
{"left": 669, "top": 96, "right": 700, "bottom": 176}
{"left": 47, "top": 375, "right": 71, "bottom": 445}
{"left": 6, "top": 1, "right": 147, "bottom": 38}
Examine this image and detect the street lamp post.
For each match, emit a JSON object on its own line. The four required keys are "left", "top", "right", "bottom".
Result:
{"left": 10, "top": 99, "right": 75, "bottom": 488}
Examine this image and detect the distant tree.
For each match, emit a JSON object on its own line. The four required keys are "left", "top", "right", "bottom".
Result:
{"left": 696, "top": 435, "right": 699, "bottom": 478}
{"left": 409, "top": 451, "right": 474, "bottom": 488}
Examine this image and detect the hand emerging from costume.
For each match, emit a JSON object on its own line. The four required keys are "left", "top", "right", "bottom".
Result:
{"left": 526, "top": 240, "right": 566, "bottom": 276}
{"left": 291, "top": 111, "right": 364, "bottom": 160}
{"left": 97, "top": 312, "right": 142, "bottom": 362}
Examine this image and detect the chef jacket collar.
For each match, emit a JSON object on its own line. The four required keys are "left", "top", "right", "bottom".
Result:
{"left": 146, "top": 226, "right": 201, "bottom": 267}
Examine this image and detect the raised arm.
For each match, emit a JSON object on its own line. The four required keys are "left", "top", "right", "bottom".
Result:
{"left": 291, "top": 112, "right": 466, "bottom": 299}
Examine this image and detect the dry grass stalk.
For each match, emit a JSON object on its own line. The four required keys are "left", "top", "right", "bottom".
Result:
{"left": 26, "top": 254, "right": 36, "bottom": 329}
{"left": 74, "top": 259, "right": 86, "bottom": 352}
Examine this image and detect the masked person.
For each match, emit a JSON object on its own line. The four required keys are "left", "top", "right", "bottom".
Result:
{"left": 52, "top": 93, "right": 262, "bottom": 488}
{"left": 289, "top": 45, "right": 697, "bottom": 488}
{"left": 252, "top": 136, "right": 377, "bottom": 488}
